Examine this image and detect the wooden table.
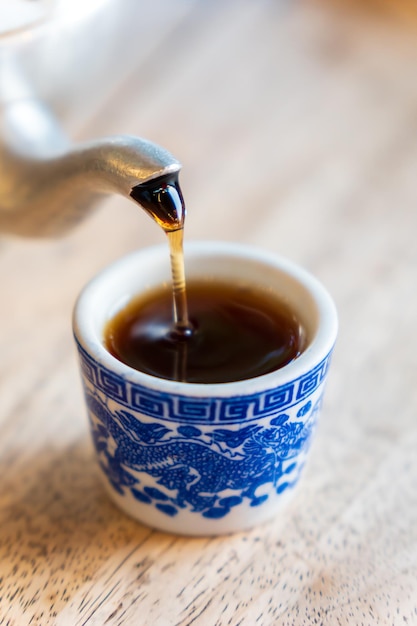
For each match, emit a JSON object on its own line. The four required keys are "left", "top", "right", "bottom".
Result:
{"left": 1, "top": 1, "right": 417, "bottom": 623}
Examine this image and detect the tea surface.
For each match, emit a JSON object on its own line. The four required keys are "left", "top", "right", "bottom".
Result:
{"left": 104, "top": 280, "right": 305, "bottom": 383}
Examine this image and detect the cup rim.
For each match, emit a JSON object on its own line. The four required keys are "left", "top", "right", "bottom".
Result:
{"left": 73, "top": 240, "right": 338, "bottom": 397}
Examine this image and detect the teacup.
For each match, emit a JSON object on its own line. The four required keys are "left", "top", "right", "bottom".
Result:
{"left": 73, "top": 241, "right": 337, "bottom": 535}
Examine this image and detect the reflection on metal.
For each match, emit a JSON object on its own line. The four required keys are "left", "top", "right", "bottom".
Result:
{"left": 0, "top": 95, "right": 180, "bottom": 236}
{"left": 0, "top": 1, "right": 185, "bottom": 237}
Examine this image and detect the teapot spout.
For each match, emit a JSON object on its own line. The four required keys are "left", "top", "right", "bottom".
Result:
{"left": 0, "top": 97, "right": 181, "bottom": 237}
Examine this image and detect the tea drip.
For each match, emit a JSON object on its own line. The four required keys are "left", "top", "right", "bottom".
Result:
{"left": 130, "top": 174, "right": 191, "bottom": 338}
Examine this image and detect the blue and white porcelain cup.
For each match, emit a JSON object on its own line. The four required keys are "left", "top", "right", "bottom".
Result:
{"left": 73, "top": 241, "right": 337, "bottom": 535}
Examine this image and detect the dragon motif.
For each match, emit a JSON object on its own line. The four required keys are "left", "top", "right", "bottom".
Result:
{"left": 86, "top": 392, "right": 320, "bottom": 519}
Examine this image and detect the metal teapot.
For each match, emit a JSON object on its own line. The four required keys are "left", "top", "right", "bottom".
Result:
{"left": 0, "top": 0, "right": 184, "bottom": 237}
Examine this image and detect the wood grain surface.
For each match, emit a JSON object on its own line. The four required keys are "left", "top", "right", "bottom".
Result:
{"left": 1, "top": 1, "right": 417, "bottom": 624}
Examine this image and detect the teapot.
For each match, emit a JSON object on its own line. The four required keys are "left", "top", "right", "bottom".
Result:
{"left": 0, "top": 0, "right": 184, "bottom": 237}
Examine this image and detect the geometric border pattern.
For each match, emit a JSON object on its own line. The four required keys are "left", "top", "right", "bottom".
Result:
{"left": 75, "top": 338, "right": 333, "bottom": 425}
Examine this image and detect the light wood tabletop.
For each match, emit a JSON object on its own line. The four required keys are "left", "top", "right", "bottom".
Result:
{"left": 1, "top": 0, "right": 417, "bottom": 624}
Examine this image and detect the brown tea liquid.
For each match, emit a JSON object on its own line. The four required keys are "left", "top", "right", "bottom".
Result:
{"left": 104, "top": 280, "right": 304, "bottom": 384}
{"left": 130, "top": 174, "right": 191, "bottom": 337}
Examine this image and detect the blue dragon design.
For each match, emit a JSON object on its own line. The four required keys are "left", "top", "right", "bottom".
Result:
{"left": 86, "top": 393, "right": 319, "bottom": 519}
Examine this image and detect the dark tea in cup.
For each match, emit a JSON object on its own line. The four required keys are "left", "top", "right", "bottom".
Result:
{"left": 125, "top": 176, "right": 307, "bottom": 383}
{"left": 104, "top": 279, "right": 306, "bottom": 384}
